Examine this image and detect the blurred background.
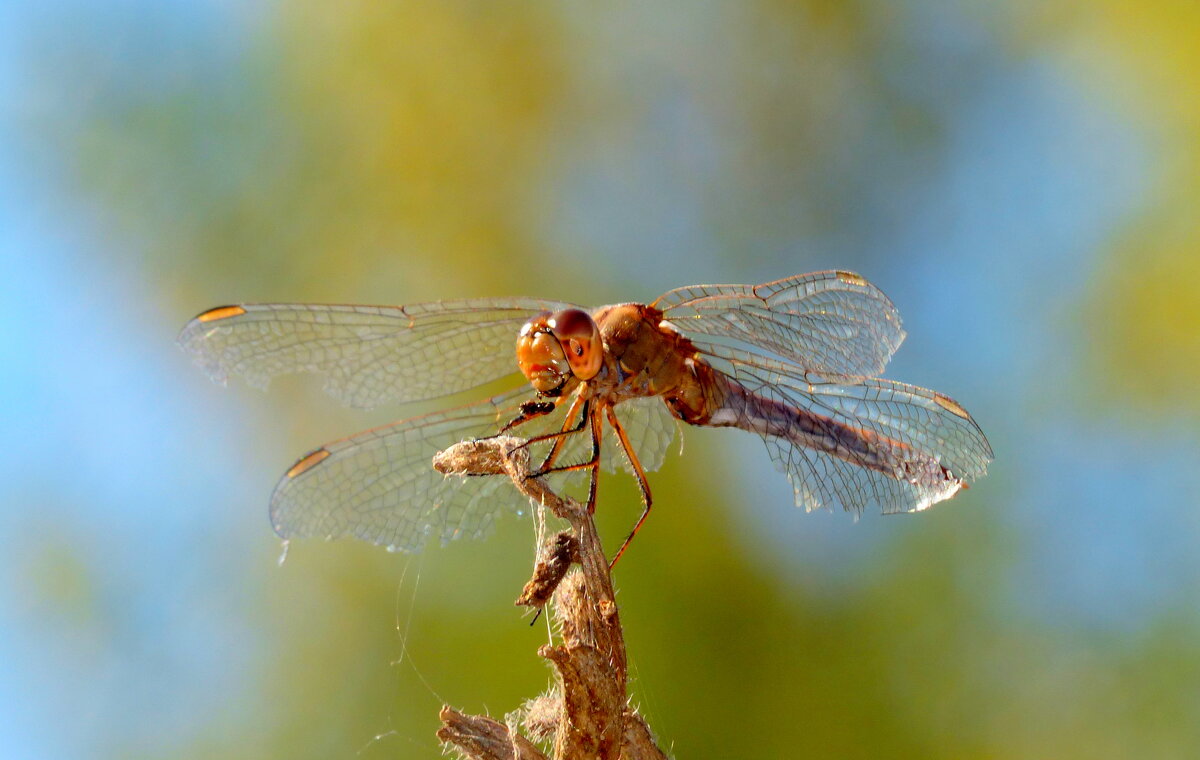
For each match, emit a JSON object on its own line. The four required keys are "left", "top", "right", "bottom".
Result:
{"left": 3, "top": 1, "right": 1199, "bottom": 758}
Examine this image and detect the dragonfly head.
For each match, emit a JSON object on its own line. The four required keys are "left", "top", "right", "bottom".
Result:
{"left": 517, "top": 308, "right": 603, "bottom": 394}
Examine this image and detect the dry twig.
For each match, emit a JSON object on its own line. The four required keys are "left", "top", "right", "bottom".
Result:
{"left": 432, "top": 437, "right": 667, "bottom": 760}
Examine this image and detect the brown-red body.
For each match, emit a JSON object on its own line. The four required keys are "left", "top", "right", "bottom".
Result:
{"left": 573, "top": 303, "right": 931, "bottom": 487}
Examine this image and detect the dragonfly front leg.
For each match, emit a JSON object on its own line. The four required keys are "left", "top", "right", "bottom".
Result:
{"left": 524, "top": 390, "right": 589, "bottom": 473}
{"left": 498, "top": 399, "right": 558, "bottom": 434}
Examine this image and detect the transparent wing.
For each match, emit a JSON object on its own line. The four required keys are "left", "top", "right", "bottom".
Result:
{"left": 269, "top": 388, "right": 680, "bottom": 552}
{"left": 178, "top": 299, "right": 572, "bottom": 408}
{"left": 270, "top": 386, "right": 588, "bottom": 552}
{"left": 544, "top": 394, "right": 679, "bottom": 476}
{"left": 604, "top": 395, "right": 678, "bottom": 474}
{"left": 703, "top": 346, "right": 992, "bottom": 515}
{"left": 655, "top": 271, "right": 905, "bottom": 379}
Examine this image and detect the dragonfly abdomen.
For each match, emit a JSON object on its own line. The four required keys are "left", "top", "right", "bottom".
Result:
{"left": 705, "top": 376, "right": 959, "bottom": 492}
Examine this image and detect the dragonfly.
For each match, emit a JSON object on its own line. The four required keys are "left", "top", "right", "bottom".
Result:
{"left": 179, "top": 271, "right": 992, "bottom": 564}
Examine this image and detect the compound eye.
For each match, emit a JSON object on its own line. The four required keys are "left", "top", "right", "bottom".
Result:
{"left": 548, "top": 309, "right": 592, "bottom": 337}
{"left": 549, "top": 308, "right": 602, "bottom": 380}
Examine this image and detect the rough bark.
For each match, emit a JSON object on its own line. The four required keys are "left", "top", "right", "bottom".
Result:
{"left": 432, "top": 437, "right": 667, "bottom": 760}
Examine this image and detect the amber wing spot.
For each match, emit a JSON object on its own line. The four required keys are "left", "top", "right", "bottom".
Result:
{"left": 834, "top": 271, "right": 867, "bottom": 287}
{"left": 933, "top": 393, "right": 971, "bottom": 419}
{"left": 197, "top": 305, "right": 247, "bottom": 323}
{"left": 286, "top": 448, "right": 331, "bottom": 478}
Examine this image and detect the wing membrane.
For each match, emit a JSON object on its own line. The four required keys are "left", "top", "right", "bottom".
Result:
{"left": 178, "top": 299, "right": 570, "bottom": 408}
{"left": 655, "top": 271, "right": 905, "bottom": 379}
{"left": 604, "top": 395, "right": 678, "bottom": 474}
{"left": 270, "top": 387, "right": 587, "bottom": 552}
{"left": 269, "top": 388, "right": 679, "bottom": 552}
{"left": 538, "top": 395, "right": 678, "bottom": 476}
{"left": 703, "top": 346, "right": 992, "bottom": 515}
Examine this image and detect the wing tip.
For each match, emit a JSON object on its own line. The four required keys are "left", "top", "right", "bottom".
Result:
{"left": 177, "top": 307, "right": 243, "bottom": 385}
{"left": 268, "top": 448, "right": 335, "bottom": 538}
{"left": 176, "top": 336, "right": 231, "bottom": 387}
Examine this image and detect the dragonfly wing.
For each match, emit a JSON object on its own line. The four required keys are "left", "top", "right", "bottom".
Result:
{"left": 178, "top": 299, "right": 572, "bottom": 408}
{"left": 707, "top": 349, "right": 992, "bottom": 514}
{"left": 509, "top": 394, "right": 677, "bottom": 478}
{"left": 603, "top": 395, "right": 678, "bottom": 475}
{"left": 270, "top": 387, "right": 591, "bottom": 552}
{"left": 656, "top": 271, "right": 905, "bottom": 379}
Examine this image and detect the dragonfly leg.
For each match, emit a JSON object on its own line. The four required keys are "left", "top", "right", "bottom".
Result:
{"left": 530, "top": 390, "right": 588, "bottom": 473}
{"left": 605, "top": 405, "right": 653, "bottom": 569}
{"left": 585, "top": 405, "right": 602, "bottom": 513}
{"left": 517, "top": 397, "right": 591, "bottom": 480}
{"left": 480, "top": 391, "right": 592, "bottom": 482}
{"left": 497, "top": 399, "right": 558, "bottom": 434}
{"left": 530, "top": 402, "right": 603, "bottom": 514}
{"left": 532, "top": 402, "right": 600, "bottom": 475}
